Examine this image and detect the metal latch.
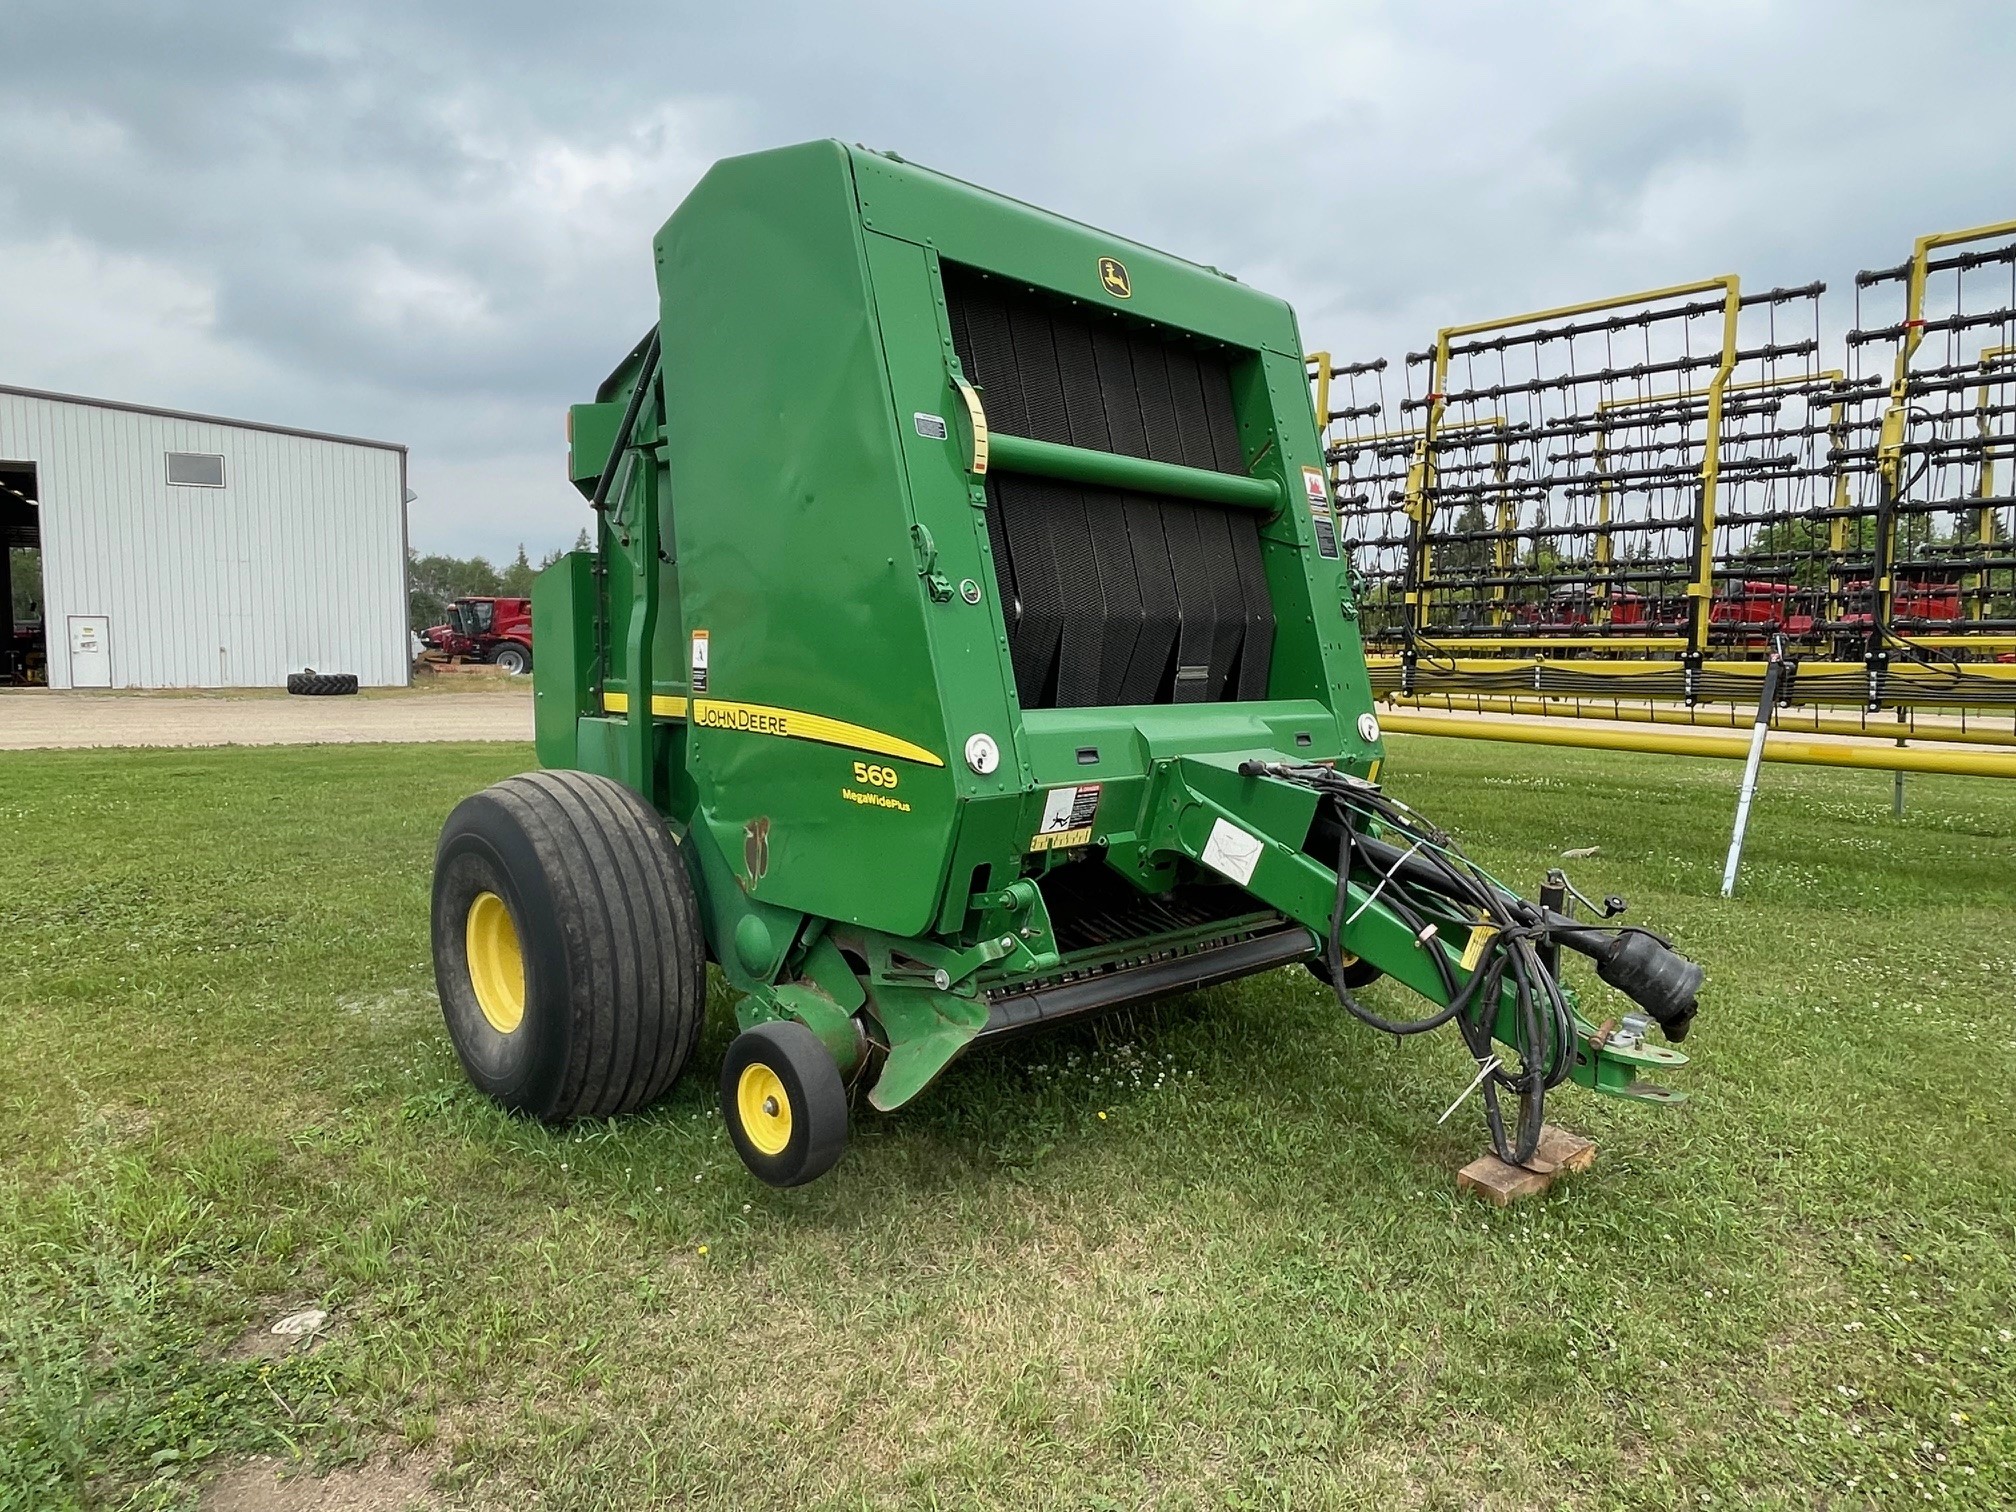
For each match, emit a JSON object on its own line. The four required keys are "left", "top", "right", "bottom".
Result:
{"left": 910, "top": 524, "right": 953, "bottom": 603}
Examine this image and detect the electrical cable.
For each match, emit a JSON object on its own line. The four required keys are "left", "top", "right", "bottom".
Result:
{"left": 1253, "top": 761, "right": 1600, "bottom": 1163}
{"left": 1256, "top": 759, "right": 1704, "bottom": 1162}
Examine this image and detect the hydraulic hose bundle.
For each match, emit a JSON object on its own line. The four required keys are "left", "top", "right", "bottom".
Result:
{"left": 1244, "top": 762, "right": 1702, "bottom": 1165}
{"left": 1323, "top": 776, "right": 1572, "bottom": 1164}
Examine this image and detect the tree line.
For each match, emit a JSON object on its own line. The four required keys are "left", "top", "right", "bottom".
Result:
{"left": 409, "top": 532, "right": 590, "bottom": 631}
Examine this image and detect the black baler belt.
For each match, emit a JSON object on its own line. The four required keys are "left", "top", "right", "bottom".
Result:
{"left": 993, "top": 474, "right": 1067, "bottom": 704}
{"left": 1199, "top": 352, "right": 1244, "bottom": 470}
{"left": 944, "top": 264, "right": 1274, "bottom": 709}
{"left": 1117, "top": 492, "right": 1181, "bottom": 705}
{"left": 1076, "top": 485, "right": 1147, "bottom": 707}
{"left": 1129, "top": 330, "right": 1187, "bottom": 465}
{"left": 1163, "top": 346, "right": 1220, "bottom": 473}
{"left": 1043, "top": 478, "right": 1110, "bottom": 708}
{"left": 1091, "top": 326, "right": 1151, "bottom": 460}
{"left": 1158, "top": 499, "right": 1228, "bottom": 701}
{"left": 952, "top": 286, "right": 1029, "bottom": 434}
{"left": 1227, "top": 505, "right": 1275, "bottom": 698}
{"left": 1007, "top": 305, "right": 1072, "bottom": 446}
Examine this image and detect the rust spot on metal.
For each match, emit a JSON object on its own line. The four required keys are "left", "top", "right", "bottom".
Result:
{"left": 743, "top": 816, "right": 770, "bottom": 881}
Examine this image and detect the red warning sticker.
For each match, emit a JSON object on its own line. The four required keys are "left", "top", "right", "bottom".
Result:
{"left": 1302, "top": 466, "right": 1340, "bottom": 559}
{"left": 1030, "top": 783, "right": 1101, "bottom": 851}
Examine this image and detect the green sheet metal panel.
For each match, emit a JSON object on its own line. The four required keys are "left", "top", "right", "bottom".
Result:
{"left": 845, "top": 144, "right": 1378, "bottom": 735}
{"left": 847, "top": 148, "right": 1304, "bottom": 355}
{"left": 652, "top": 141, "right": 961, "bottom": 938}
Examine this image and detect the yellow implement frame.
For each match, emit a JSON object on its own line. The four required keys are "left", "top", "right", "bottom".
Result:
{"left": 1307, "top": 351, "right": 1332, "bottom": 449}
{"left": 1367, "top": 653, "right": 2016, "bottom": 683}
{"left": 1385, "top": 693, "right": 2016, "bottom": 747}
{"left": 1968, "top": 345, "right": 2014, "bottom": 611}
{"left": 1869, "top": 219, "right": 2016, "bottom": 633}
{"left": 1310, "top": 216, "right": 2016, "bottom": 698}
{"left": 1413, "top": 277, "right": 1742, "bottom": 653}
{"left": 1595, "top": 370, "right": 1852, "bottom": 623}
{"left": 1340, "top": 414, "right": 1516, "bottom": 626}
{"left": 1381, "top": 711, "right": 2016, "bottom": 779}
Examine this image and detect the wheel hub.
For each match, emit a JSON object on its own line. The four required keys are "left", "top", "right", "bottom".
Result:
{"left": 465, "top": 890, "right": 526, "bottom": 1034}
{"left": 736, "top": 1063, "right": 793, "bottom": 1154}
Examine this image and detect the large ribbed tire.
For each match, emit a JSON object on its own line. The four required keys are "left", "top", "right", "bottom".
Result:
{"left": 287, "top": 671, "right": 359, "bottom": 696}
{"left": 430, "top": 770, "right": 705, "bottom": 1121}
{"left": 488, "top": 641, "right": 532, "bottom": 675}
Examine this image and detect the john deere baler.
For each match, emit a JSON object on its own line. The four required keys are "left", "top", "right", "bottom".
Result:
{"left": 430, "top": 141, "right": 1698, "bottom": 1186}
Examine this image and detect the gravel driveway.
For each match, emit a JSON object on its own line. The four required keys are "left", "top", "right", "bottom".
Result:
{"left": 0, "top": 690, "right": 533, "bottom": 750}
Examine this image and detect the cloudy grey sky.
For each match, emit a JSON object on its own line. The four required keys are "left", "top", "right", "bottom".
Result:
{"left": 4, "top": 1, "right": 2012, "bottom": 562}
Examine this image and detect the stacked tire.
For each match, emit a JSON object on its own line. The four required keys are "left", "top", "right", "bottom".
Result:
{"left": 287, "top": 671, "right": 359, "bottom": 696}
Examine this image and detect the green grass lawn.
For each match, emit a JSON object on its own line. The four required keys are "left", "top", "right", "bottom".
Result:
{"left": 0, "top": 737, "right": 2011, "bottom": 1510}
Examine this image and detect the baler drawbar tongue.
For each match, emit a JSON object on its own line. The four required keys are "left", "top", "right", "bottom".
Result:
{"left": 1163, "top": 757, "right": 1695, "bottom": 1165}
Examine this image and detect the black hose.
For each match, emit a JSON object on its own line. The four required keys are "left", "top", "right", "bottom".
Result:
{"left": 1277, "top": 766, "right": 1584, "bottom": 1164}
{"left": 1323, "top": 823, "right": 1465, "bottom": 1035}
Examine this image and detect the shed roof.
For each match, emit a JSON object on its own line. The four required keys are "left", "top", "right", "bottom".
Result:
{"left": 0, "top": 384, "right": 407, "bottom": 455}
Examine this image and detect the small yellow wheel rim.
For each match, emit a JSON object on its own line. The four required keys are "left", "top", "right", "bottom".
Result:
{"left": 465, "top": 890, "right": 526, "bottom": 1035}
{"left": 736, "top": 1063, "right": 793, "bottom": 1156}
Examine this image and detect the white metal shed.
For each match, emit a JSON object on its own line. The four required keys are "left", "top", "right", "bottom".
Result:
{"left": 0, "top": 385, "right": 409, "bottom": 689}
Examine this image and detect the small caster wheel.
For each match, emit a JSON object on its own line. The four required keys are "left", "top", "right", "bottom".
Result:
{"left": 1307, "top": 951, "right": 1383, "bottom": 990}
{"left": 721, "top": 1020, "right": 848, "bottom": 1188}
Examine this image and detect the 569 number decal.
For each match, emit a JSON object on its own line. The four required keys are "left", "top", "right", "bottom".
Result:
{"left": 852, "top": 761, "right": 899, "bottom": 789}
{"left": 842, "top": 760, "right": 911, "bottom": 813}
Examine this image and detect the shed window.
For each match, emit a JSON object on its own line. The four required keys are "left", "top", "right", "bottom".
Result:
{"left": 165, "top": 452, "right": 226, "bottom": 488}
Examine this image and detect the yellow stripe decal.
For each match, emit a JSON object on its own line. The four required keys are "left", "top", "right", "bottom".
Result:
{"left": 600, "top": 692, "right": 944, "bottom": 767}
{"left": 600, "top": 691, "right": 687, "bottom": 717}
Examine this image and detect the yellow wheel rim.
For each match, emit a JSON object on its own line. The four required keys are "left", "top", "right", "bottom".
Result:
{"left": 465, "top": 891, "right": 526, "bottom": 1035}
{"left": 736, "top": 1063, "right": 793, "bottom": 1155}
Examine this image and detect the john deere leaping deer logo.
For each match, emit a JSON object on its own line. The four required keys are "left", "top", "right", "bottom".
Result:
{"left": 1097, "top": 257, "right": 1131, "bottom": 299}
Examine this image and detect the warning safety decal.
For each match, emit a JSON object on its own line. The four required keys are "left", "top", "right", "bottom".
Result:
{"left": 1302, "top": 467, "right": 1340, "bottom": 559}
{"left": 690, "top": 629, "right": 710, "bottom": 693}
{"left": 1029, "top": 783, "right": 1101, "bottom": 851}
